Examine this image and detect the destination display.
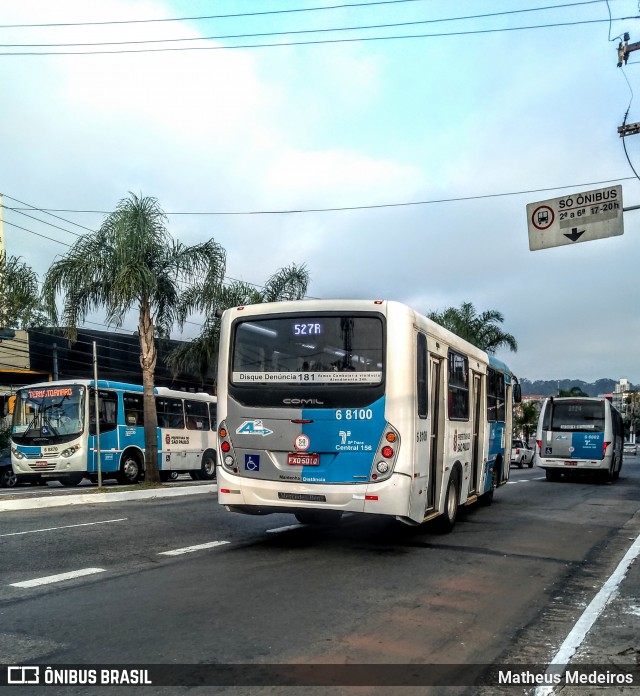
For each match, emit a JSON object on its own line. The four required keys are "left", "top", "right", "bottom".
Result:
{"left": 233, "top": 371, "right": 382, "bottom": 384}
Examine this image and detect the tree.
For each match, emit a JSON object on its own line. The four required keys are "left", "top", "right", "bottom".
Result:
{"left": 558, "top": 386, "right": 589, "bottom": 397}
{"left": 167, "top": 263, "right": 310, "bottom": 383}
{"left": 427, "top": 302, "right": 517, "bottom": 354}
{"left": 42, "top": 193, "right": 226, "bottom": 484}
{"left": 514, "top": 401, "right": 539, "bottom": 441}
{"left": 0, "top": 252, "right": 49, "bottom": 328}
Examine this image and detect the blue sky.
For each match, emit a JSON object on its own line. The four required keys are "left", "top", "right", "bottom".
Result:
{"left": 1, "top": 0, "right": 640, "bottom": 383}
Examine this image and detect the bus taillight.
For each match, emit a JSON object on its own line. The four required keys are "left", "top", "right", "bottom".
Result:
{"left": 381, "top": 446, "right": 394, "bottom": 458}
{"left": 603, "top": 441, "right": 611, "bottom": 457}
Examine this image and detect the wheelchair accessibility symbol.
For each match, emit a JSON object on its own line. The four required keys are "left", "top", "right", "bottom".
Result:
{"left": 245, "top": 454, "right": 260, "bottom": 471}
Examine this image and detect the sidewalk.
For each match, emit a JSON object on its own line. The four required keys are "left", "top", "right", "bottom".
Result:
{"left": 0, "top": 481, "right": 217, "bottom": 512}
{"left": 551, "top": 542, "right": 640, "bottom": 695}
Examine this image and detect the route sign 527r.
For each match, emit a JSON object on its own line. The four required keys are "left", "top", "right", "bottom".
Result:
{"left": 526, "top": 185, "right": 623, "bottom": 251}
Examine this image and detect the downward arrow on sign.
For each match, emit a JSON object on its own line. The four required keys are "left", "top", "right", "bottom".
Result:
{"left": 564, "top": 227, "right": 585, "bottom": 242}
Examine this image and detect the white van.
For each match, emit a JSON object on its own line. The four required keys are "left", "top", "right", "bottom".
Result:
{"left": 535, "top": 397, "right": 624, "bottom": 482}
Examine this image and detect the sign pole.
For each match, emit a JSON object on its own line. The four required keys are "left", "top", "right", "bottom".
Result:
{"left": 92, "top": 341, "right": 102, "bottom": 490}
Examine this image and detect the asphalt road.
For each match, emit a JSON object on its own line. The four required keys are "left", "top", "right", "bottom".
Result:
{"left": 1, "top": 458, "right": 639, "bottom": 696}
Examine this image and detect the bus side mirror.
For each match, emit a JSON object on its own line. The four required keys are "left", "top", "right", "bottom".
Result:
{"left": 513, "top": 383, "right": 522, "bottom": 404}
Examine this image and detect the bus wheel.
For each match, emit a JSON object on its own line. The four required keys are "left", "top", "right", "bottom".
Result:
{"left": 199, "top": 450, "right": 217, "bottom": 481}
{"left": 545, "top": 469, "right": 561, "bottom": 482}
{"left": 118, "top": 452, "right": 142, "bottom": 484}
{"left": 0, "top": 467, "right": 17, "bottom": 488}
{"left": 295, "top": 510, "right": 343, "bottom": 526}
{"left": 61, "top": 474, "right": 83, "bottom": 487}
{"left": 434, "top": 470, "right": 460, "bottom": 533}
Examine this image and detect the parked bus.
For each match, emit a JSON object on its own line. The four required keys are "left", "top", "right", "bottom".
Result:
{"left": 216, "top": 299, "right": 520, "bottom": 530}
{"left": 535, "top": 396, "right": 623, "bottom": 482}
{"left": 10, "top": 380, "right": 217, "bottom": 486}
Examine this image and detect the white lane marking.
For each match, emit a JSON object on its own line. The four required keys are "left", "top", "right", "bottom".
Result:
{"left": 158, "top": 541, "right": 230, "bottom": 556}
{"left": 0, "top": 518, "right": 127, "bottom": 538}
{"left": 10, "top": 568, "right": 106, "bottom": 588}
{"left": 534, "top": 532, "right": 640, "bottom": 696}
{"left": 266, "top": 525, "right": 302, "bottom": 533}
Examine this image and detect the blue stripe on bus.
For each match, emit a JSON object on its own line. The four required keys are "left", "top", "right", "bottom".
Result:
{"left": 297, "top": 396, "right": 386, "bottom": 484}
{"left": 570, "top": 432, "right": 604, "bottom": 458}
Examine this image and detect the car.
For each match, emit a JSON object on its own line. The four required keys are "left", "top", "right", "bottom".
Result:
{"left": 623, "top": 442, "right": 637, "bottom": 456}
{"left": 510, "top": 439, "right": 535, "bottom": 468}
{"left": 0, "top": 447, "right": 17, "bottom": 488}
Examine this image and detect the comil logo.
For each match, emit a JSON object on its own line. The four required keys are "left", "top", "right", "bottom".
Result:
{"left": 8, "top": 666, "right": 40, "bottom": 684}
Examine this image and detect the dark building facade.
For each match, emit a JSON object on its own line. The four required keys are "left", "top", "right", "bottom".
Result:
{"left": 13, "top": 327, "right": 212, "bottom": 392}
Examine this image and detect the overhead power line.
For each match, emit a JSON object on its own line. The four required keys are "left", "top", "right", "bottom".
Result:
{"left": 0, "top": 0, "right": 430, "bottom": 29}
{"left": 4, "top": 177, "right": 636, "bottom": 217}
{"left": 0, "top": 17, "right": 632, "bottom": 56}
{"left": 0, "top": 2, "right": 611, "bottom": 48}
{"left": 0, "top": 0, "right": 607, "bottom": 29}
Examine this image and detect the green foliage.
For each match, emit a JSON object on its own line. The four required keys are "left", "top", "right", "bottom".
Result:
{"left": 0, "top": 422, "right": 10, "bottom": 449}
{"left": 0, "top": 252, "right": 49, "bottom": 328}
{"left": 41, "top": 192, "right": 226, "bottom": 483}
{"left": 558, "top": 386, "right": 589, "bottom": 397}
{"left": 167, "top": 263, "right": 310, "bottom": 383}
{"left": 427, "top": 301, "right": 517, "bottom": 354}
{"left": 515, "top": 401, "right": 539, "bottom": 441}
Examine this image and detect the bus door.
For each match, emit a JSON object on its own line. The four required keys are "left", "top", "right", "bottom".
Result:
{"left": 469, "top": 372, "right": 482, "bottom": 495}
{"left": 426, "top": 357, "right": 442, "bottom": 513}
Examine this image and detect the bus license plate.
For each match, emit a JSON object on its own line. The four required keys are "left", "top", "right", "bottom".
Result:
{"left": 564, "top": 461, "right": 577, "bottom": 466}
{"left": 288, "top": 453, "right": 320, "bottom": 466}
{"left": 35, "top": 461, "right": 48, "bottom": 467}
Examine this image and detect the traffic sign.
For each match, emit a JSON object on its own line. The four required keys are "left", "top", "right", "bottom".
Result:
{"left": 527, "top": 185, "right": 623, "bottom": 251}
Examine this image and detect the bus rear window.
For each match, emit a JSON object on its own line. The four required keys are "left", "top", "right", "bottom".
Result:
{"left": 549, "top": 401, "right": 605, "bottom": 432}
{"left": 232, "top": 315, "right": 384, "bottom": 385}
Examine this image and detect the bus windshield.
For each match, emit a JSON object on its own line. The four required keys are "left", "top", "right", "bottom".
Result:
{"left": 232, "top": 315, "right": 384, "bottom": 385}
{"left": 549, "top": 400, "right": 605, "bottom": 432}
{"left": 12, "top": 385, "right": 86, "bottom": 443}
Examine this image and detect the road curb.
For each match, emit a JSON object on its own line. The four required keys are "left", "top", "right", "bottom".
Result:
{"left": 0, "top": 484, "right": 217, "bottom": 512}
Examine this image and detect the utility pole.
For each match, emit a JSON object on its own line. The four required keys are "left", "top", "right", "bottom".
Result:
{"left": 617, "top": 33, "right": 640, "bottom": 67}
{"left": 0, "top": 193, "right": 5, "bottom": 261}
{"left": 616, "top": 35, "right": 640, "bottom": 137}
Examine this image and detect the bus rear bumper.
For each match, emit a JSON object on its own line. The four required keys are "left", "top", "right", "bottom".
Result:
{"left": 537, "top": 459, "right": 608, "bottom": 470}
{"left": 217, "top": 468, "right": 413, "bottom": 518}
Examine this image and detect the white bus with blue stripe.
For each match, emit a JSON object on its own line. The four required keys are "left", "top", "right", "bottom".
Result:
{"left": 10, "top": 380, "right": 217, "bottom": 486}
{"left": 535, "top": 397, "right": 624, "bottom": 482}
{"left": 216, "top": 300, "right": 520, "bottom": 529}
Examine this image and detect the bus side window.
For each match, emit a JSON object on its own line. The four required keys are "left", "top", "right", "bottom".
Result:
{"left": 156, "top": 397, "right": 185, "bottom": 429}
{"left": 447, "top": 350, "right": 469, "bottom": 420}
{"left": 90, "top": 390, "right": 118, "bottom": 435}
{"left": 123, "top": 393, "right": 144, "bottom": 427}
{"left": 185, "top": 400, "right": 210, "bottom": 431}
{"left": 416, "top": 332, "right": 428, "bottom": 419}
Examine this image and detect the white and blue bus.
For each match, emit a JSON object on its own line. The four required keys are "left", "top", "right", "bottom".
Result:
{"left": 10, "top": 380, "right": 217, "bottom": 486}
{"left": 535, "top": 396, "right": 624, "bottom": 481}
{"left": 216, "top": 300, "right": 520, "bottom": 530}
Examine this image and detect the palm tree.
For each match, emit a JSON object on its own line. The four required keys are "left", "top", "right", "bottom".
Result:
{"left": 167, "top": 263, "right": 310, "bottom": 383}
{"left": 42, "top": 193, "right": 226, "bottom": 484}
{"left": 427, "top": 301, "right": 517, "bottom": 354}
{"left": 0, "top": 252, "right": 49, "bottom": 329}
